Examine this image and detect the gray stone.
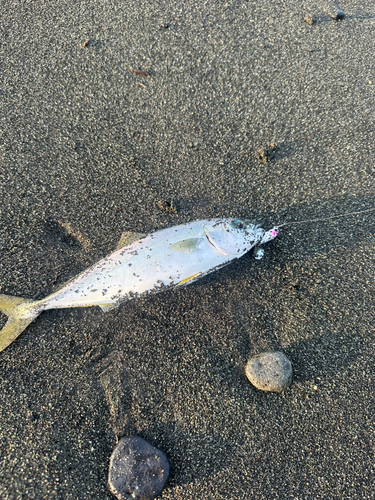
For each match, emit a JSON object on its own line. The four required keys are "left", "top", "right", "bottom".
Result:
{"left": 108, "top": 436, "right": 170, "bottom": 500}
{"left": 245, "top": 352, "right": 293, "bottom": 392}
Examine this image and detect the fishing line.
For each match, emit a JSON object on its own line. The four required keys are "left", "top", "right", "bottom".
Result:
{"left": 275, "top": 206, "right": 375, "bottom": 229}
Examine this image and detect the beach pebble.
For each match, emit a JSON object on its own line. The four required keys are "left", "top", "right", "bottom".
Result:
{"left": 245, "top": 352, "right": 293, "bottom": 392}
{"left": 330, "top": 9, "right": 345, "bottom": 20}
{"left": 108, "top": 436, "right": 170, "bottom": 500}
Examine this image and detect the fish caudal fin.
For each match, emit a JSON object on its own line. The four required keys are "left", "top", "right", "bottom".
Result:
{"left": 0, "top": 294, "right": 40, "bottom": 353}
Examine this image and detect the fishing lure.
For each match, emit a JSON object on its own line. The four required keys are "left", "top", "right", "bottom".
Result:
{"left": 0, "top": 218, "right": 278, "bottom": 352}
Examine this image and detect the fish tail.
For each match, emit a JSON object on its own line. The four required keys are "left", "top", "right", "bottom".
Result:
{"left": 0, "top": 294, "right": 41, "bottom": 353}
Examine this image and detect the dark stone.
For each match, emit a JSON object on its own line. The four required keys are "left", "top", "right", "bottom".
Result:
{"left": 245, "top": 352, "right": 293, "bottom": 392}
{"left": 108, "top": 436, "right": 170, "bottom": 500}
{"left": 332, "top": 9, "right": 345, "bottom": 20}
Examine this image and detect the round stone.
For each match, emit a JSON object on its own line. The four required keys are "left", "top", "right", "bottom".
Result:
{"left": 108, "top": 436, "right": 170, "bottom": 500}
{"left": 245, "top": 352, "right": 293, "bottom": 392}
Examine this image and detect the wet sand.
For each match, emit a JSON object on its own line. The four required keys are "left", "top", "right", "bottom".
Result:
{"left": 0, "top": 1, "right": 374, "bottom": 498}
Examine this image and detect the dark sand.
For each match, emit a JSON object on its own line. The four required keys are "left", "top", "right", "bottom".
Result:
{"left": 0, "top": 0, "right": 374, "bottom": 498}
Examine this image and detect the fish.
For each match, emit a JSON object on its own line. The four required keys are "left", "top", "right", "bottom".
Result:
{"left": 0, "top": 218, "right": 278, "bottom": 352}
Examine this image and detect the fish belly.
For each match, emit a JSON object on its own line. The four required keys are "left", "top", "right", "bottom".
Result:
{"left": 41, "top": 221, "right": 233, "bottom": 311}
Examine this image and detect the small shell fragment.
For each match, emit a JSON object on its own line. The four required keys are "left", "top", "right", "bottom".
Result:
{"left": 304, "top": 13, "right": 317, "bottom": 26}
{"left": 254, "top": 248, "right": 264, "bottom": 260}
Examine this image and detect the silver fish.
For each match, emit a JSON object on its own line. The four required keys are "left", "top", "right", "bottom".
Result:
{"left": 0, "top": 218, "right": 278, "bottom": 352}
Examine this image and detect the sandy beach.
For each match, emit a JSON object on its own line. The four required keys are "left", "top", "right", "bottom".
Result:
{"left": 0, "top": 0, "right": 374, "bottom": 498}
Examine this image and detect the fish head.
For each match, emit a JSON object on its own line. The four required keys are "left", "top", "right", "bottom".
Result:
{"left": 203, "top": 219, "right": 267, "bottom": 256}
{"left": 259, "top": 226, "right": 278, "bottom": 245}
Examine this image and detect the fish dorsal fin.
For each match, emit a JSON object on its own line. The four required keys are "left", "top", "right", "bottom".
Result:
{"left": 170, "top": 237, "right": 204, "bottom": 254}
{"left": 116, "top": 231, "right": 145, "bottom": 250}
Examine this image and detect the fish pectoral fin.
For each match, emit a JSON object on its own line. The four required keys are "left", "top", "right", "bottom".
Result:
{"left": 99, "top": 304, "right": 117, "bottom": 313}
{"left": 116, "top": 231, "right": 145, "bottom": 250}
{"left": 170, "top": 238, "right": 204, "bottom": 254}
{"left": 176, "top": 272, "right": 202, "bottom": 286}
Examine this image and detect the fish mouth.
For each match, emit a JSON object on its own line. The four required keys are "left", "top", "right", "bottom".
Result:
{"left": 203, "top": 225, "right": 232, "bottom": 256}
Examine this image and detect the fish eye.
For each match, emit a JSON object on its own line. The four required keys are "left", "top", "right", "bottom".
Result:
{"left": 232, "top": 219, "right": 245, "bottom": 229}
